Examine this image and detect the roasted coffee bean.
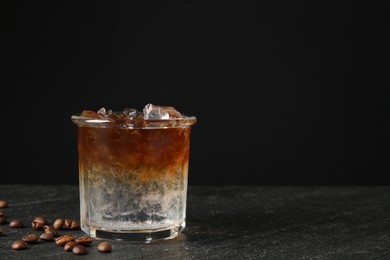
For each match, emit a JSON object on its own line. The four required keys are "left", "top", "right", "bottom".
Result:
{"left": 32, "top": 216, "right": 48, "bottom": 230}
{"left": 11, "top": 240, "right": 28, "bottom": 250}
{"left": 70, "top": 220, "right": 80, "bottom": 230}
{"left": 53, "top": 219, "right": 64, "bottom": 230}
{"left": 9, "top": 219, "right": 24, "bottom": 228}
{"left": 0, "top": 211, "right": 5, "bottom": 217}
{"left": 64, "top": 241, "right": 77, "bottom": 252}
{"left": 64, "top": 219, "right": 72, "bottom": 229}
{"left": 0, "top": 216, "right": 6, "bottom": 224}
{"left": 33, "top": 216, "right": 48, "bottom": 225}
{"left": 72, "top": 245, "right": 87, "bottom": 255}
{"left": 44, "top": 225, "right": 59, "bottom": 236}
{"left": 0, "top": 228, "right": 3, "bottom": 235}
{"left": 40, "top": 232, "right": 54, "bottom": 241}
{"left": 76, "top": 236, "right": 93, "bottom": 246}
{"left": 97, "top": 242, "right": 112, "bottom": 253}
{"left": 22, "top": 233, "right": 39, "bottom": 244}
{"left": 0, "top": 200, "right": 8, "bottom": 208}
{"left": 32, "top": 221, "right": 44, "bottom": 230}
{"left": 55, "top": 234, "right": 75, "bottom": 246}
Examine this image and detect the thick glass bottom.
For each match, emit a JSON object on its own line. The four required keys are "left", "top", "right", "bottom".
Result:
{"left": 82, "top": 221, "right": 186, "bottom": 243}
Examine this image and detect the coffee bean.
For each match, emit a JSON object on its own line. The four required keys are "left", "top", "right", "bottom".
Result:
{"left": 76, "top": 236, "right": 93, "bottom": 246}
{"left": 22, "top": 233, "right": 39, "bottom": 244}
{"left": 72, "top": 245, "right": 87, "bottom": 255}
{"left": 0, "top": 228, "right": 3, "bottom": 235}
{"left": 0, "top": 200, "right": 8, "bottom": 208}
{"left": 0, "top": 211, "right": 5, "bottom": 217}
{"left": 53, "top": 219, "right": 64, "bottom": 230}
{"left": 55, "top": 234, "right": 75, "bottom": 246}
{"left": 70, "top": 220, "right": 80, "bottom": 230}
{"left": 32, "top": 216, "right": 48, "bottom": 230}
{"left": 11, "top": 240, "right": 28, "bottom": 250}
{"left": 63, "top": 219, "right": 80, "bottom": 230}
{"left": 33, "top": 216, "right": 48, "bottom": 225}
{"left": 40, "top": 232, "right": 54, "bottom": 241}
{"left": 9, "top": 219, "right": 24, "bottom": 228}
{"left": 44, "top": 225, "right": 59, "bottom": 236}
{"left": 64, "top": 241, "right": 77, "bottom": 252}
{"left": 97, "top": 242, "right": 112, "bottom": 253}
{"left": 32, "top": 221, "right": 44, "bottom": 230}
{"left": 64, "top": 219, "right": 72, "bottom": 229}
{"left": 0, "top": 216, "right": 6, "bottom": 224}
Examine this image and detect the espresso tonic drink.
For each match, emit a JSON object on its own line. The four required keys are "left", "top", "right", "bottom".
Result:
{"left": 71, "top": 104, "right": 196, "bottom": 242}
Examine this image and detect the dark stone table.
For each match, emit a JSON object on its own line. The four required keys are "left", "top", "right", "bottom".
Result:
{"left": 0, "top": 185, "right": 390, "bottom": 259}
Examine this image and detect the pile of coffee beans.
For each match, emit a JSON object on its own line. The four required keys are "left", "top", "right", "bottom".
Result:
{"left": 0, "top": 199, "right": 112, "bottom": 255}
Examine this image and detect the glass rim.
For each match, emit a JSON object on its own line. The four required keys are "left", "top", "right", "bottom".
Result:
{"left": 71, "top": 113, "right": 197, "bottom": 129}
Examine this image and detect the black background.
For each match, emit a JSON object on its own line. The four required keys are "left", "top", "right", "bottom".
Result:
{"left": 2, "top": 1, "right": 389, "bottom": 185}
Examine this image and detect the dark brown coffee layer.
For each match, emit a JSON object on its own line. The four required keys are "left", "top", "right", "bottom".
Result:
{"left": 78, "top": 127, "right": 192, "bottom": 181}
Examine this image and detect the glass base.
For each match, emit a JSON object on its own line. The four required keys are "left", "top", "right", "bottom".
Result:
{"left": 81, "top": 221, "right": 186, "bottom": 243}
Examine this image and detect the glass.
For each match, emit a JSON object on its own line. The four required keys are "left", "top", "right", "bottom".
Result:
{"left": 71, "top": 111, "right": 196, "bottom": 243}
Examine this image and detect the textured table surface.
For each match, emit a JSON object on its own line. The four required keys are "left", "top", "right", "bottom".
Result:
{"left": 0, "top": 185, "right": 389, "bottom": 259}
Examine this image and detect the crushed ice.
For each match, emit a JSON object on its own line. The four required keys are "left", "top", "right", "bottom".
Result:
{"left": 143, "top": 103, "right": 182, "bottom": 120}
{"left": 83, "top": 104, "right": 183, "bottom": 120}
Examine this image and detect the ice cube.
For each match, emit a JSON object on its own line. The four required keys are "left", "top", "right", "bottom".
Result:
{"left": 97, "top": 107, "right": 107, "bottom": 116}
{"left": 161, "top": 106, "right": 182, "bottom": 118}
{"left": 143, "top": 103, "right": 166, "bottom": 119}
{"left": 123, "top": 108, "right": 141, "bottom": 119}
{"left": 143, "top": 103, "right": 182, "bottom": 120}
